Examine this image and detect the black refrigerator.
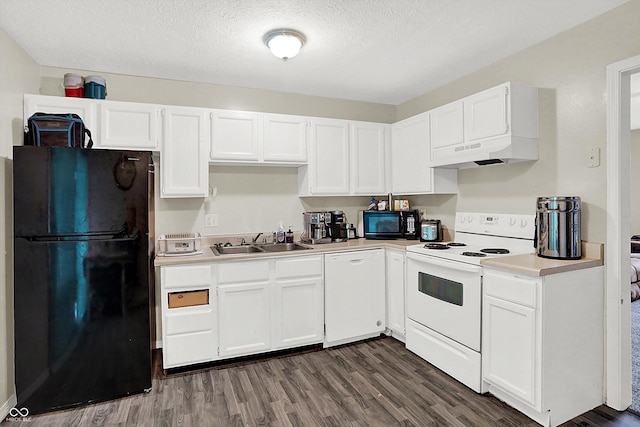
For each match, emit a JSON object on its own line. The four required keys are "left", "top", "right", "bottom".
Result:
{"left": 13, "top": 146, "right": 154, "bottom": 414}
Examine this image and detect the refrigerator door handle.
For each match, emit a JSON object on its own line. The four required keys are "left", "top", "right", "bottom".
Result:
{"left": 21, "top": 231, "right": 141, "bottom": 243}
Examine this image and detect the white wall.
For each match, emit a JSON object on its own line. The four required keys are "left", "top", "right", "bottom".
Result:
{"left": 0, "top": 27, "right": 40, "bottom": 417}
{"left": 397, "top": 0, "right": 640, "bottom": 243}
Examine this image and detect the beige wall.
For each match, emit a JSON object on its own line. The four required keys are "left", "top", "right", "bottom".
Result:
{"left": 397, "top": 0, "right": 640, "bottom": 243}
{"left": 0, "top": 27, "right": 40, "bottom": 415}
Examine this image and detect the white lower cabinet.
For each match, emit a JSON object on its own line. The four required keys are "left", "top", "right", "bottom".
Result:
{"left": 160, "top": 263, "right": 217, "bottom": 369}
{"left": 324, "top": 249, "right": 386, "bottom": 347}
{"left": 385, "top": 249, "right": 405, "bottom": 341}
{"left": 273, "top": 256, "right": 324, "bottom": 349}
{"left": 216, "top": 255, "right": 324, "bottom": 359}
{"left": 482, "top": 267, "right": 604, "bottom": 427}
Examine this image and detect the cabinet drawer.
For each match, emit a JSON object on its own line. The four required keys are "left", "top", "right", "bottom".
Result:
{"left": 484, "top": 269, "right": 537, "bottom": 308}
{"left": 217, "top": 260, "right": 269, "bottom": 284}
{"left": 165, "top": 309, "right": 214, "bottom": 335}
{"left": 275, "top": 256, "right": 322, "bottom": 279}
{"left": 168, "top": 289, "right": 208, "bottom": 308}
{"left": 164, "top": 330, "right": 216, "bottom": 368}
{"left": 162, "top": 264, "right": 212, "bottom": 289}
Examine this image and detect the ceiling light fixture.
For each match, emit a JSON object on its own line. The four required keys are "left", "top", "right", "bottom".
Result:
{"left": 263, "top": 29, "right": 306, "bottom": 61}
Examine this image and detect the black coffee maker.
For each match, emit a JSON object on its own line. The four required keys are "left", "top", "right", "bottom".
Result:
{"left": 401, "top": 210, "right": 420, "bottom": 239}
{"left": 327, "top": 210, "right": 348, "bottom": 242}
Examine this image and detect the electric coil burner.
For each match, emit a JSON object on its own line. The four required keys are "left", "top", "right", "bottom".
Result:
{"left": 480, "top": 248, "right": 510, "bottom": 254}
{"left": 405, "top": 212, "right": 535, "bottom": 393}
{"left": 462, "top": 251, "right": 487, "bottom": 257}
{"left": 424, "top": 243, "right": 449, "bottom": 250}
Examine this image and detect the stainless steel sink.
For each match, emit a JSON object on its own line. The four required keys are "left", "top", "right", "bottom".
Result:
{"left": 256, "top": 243, "right": 311, "bottom": 252}
{"left": 211, "top": 242, "right": 311, "bottom": 256}
{"left": 211, "top": 245, "right": 265, "bottom": 255}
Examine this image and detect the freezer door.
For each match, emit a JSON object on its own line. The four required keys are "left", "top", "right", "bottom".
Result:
{"left": 13, "top": 146, "right": 150, "bottom": 238}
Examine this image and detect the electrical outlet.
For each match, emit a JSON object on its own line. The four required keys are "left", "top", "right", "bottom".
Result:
{"left": 588, "top": 147, "right": 600, "bottom": 168}
{"left": 205, "top": 214, "right": 218, "bottom": 227}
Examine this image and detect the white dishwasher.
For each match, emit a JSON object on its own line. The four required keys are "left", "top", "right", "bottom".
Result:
{"left": 324, "top": 249, "right": 386, "bottom": 347}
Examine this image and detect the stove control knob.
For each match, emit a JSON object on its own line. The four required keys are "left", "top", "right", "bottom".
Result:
{"left": 466, "top": 215, "right": 473, "bottom": 223}
{"left": 520, "top": 219, "right": 528, "bottom": 228}
{"left": 509, "top": 217, "right": 516, "bottom": 226}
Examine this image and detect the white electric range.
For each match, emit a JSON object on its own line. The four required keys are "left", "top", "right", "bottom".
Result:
{"left": 405, "top": 212, "right": 535, "bottom": 392}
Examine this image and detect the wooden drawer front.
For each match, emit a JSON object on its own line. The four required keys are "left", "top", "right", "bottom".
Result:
{"left": 165, "top": 309, "right": 214, "bottom": 335}
{"left": 484, "top": 270, "right": 537, "bottom": 308}
{"left": 217, "top": 260, "right": 269, "bottom": 284}
{"left": 168, "top": 289, "right": 208, "bottom": 308}
{"left": 163, "top": 264, "right": 211, "bottom": 289}
{"left": 275, "top": 256, "right": 322, "bottom": 279}
{"left": 163, "top": 330, "right": 216, "bottom": 368}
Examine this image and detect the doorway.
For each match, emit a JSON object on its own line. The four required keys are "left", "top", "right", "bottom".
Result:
{"left": 606, "top": 54, "right": 640, "bottom": 411}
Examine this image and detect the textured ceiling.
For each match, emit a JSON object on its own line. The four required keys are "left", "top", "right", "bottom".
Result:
{"left": 0, "top": 0, "right": 628, "bottom": 105}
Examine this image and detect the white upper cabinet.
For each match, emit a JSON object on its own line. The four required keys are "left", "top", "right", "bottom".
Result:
{"left": 464, "top": 84, "right": 510, "bottom": 142}
{"left": 160, "top": 106, "right": 209, "bottom": 198}
{"left": 429, "top": 101, "right": 464, "bottom": 151}
{"left": 210, "top": 110, "right": 308, "bottom": 165}
{"left": 391, "top": 112, "right": 457, "bottom": 195}
{"left": 431, "top": 82, "right": 539, "bottom": 168}
{"left": 97, "top": 100, "right": 159, "bottom": 150}
{"left": 263, "top": 113, "right": 308, "bottom": 163}
{"left": 299, "top": 118, "right": 350, "bottom": 195}
{"left": 24, "top": 94, "right": 96, "bottom": 136}
{"left": 350, "top": 121, "right": 387, "bottom": 195}
{"left": 210, "top": 109, "right": 261, "bottom": 162}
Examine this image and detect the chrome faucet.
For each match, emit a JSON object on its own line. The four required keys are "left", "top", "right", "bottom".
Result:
{"left": 252, "top": 232, "right": 263, "bottom": 243}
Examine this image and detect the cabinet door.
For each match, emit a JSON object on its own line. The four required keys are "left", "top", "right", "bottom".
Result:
{"left": 429, "top": 101, "right": 463, "bottom": 150}
{"left": 273, "top": 277, "right": 323, "bottom": 349}
{"left": 390, "top": 112, "right": 432, "bottom": 194}
{"left": 160, "top": 106, "right": 208, "bottom": 198}
{"left": 218, "top": 281, "right": 271, "bottom": 357}
{"left": 385, "top": 249, "right": 405, "bottom": 339}
{"left": 210, "top": 110, "right": 261, "bottom": 161}
{"left": 483, "top": 294, "right": 538, "bottom": 407}
{"left": 324, "top": 250, "right": 385, "bottom": 346}
{"left": 309, "top": 118, "right": 350, "bottom": 194}
{"left": 350, "top": 121, "right": 387, "bottom": 195}
{"left": 24, "top": 94, "right": 96, "bottom": 131}
{"left": 263, "top": 113, "right": 308, "bottom": 163}
{"left": 97, "top": 100, "right": 159, "bottom": 150}
{"left": 464, "top": 83, "right": 509, "bottom": 142}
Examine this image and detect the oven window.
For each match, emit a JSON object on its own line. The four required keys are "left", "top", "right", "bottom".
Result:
{"left": 418, "top": 272, "right": 463, "bottom": 306}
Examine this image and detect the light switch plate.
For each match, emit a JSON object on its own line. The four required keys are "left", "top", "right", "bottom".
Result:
{"left": 205, "top": 214, "right": 218, "bottom": 227}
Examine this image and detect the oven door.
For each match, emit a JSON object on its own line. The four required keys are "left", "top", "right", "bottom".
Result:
{"left": 406, "top": 252, "right": 482, "bottom": 351}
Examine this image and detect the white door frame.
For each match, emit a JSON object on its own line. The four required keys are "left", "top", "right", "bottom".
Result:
{"left": 605, "top": 54, "right": 640, "bottom": 410}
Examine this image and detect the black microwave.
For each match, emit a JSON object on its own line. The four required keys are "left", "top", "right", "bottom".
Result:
{"left": 363, "top": 210, "right": 420, "bottom": 239}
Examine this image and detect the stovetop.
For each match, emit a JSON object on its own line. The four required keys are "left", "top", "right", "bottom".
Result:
{"left": 406, "top": 212, "right": 536, "bottom": 265}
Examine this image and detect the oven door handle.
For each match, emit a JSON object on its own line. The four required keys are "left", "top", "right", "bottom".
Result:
{"left": 406, "top": 252, "right": 483, "bottom": 274}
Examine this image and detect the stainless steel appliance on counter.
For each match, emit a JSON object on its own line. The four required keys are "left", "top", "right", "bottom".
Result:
{"left": 13, "top": 146, "right": 153, "bottom": 414}
{"left": 302, "top": 211, "right": 331, "bottom": 244}
{"left": 535, "top": 196, "right": 581, "bottom": 260}
{"left": 405, "top": 212, "right": 535, "bottom": 392}
{"left": 420, "top": 219, "right": 442, "bottom": 242}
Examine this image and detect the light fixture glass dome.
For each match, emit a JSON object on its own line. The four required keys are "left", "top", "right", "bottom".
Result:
{"left": 264, "top": 29, "right": 306, "bottom": 61}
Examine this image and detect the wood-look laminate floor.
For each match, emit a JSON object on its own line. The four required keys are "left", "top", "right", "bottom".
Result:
{"left": 3, "top": 337, "right": 640, "bottom": 427}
